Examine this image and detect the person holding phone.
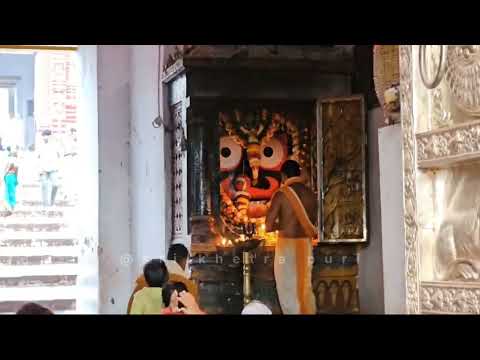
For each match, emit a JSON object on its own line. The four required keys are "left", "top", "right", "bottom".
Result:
{"left": 161, "top": 281, "right": 205, "bottom": 315}
{"left": 161, "top": 282, "right": 188, "bottom": 315}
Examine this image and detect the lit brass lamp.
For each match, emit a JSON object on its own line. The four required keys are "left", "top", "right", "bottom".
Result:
{"left": 234, "top": 223, "right": 263, "bottom": 306}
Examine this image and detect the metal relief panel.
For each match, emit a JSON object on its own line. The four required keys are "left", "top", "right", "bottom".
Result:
{"left": 415, "top": 45, "right": 480, "bottom": 169}
{"left": 317, "top": 96, "right": 367, "bottom": 244}
{"left": 405, "top": 45, "right": 480, "bottom": 314}
{"left": 310, "top": 119, "right": 319, "bottom": 196}
{"left": 400, "top": 45, "right": 420, "bottom": 314}
{"left": 416, "top": 120, "right": 480, "bottom": 169}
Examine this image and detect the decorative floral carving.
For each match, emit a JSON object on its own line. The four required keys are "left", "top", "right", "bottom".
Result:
{"left": 172, "top": 102, "right": 184, "bottom": 235}
{"left": 404, "top": 45, "right": 480, "bottom": 315}
{"left": 416, "top": 121, "right": 480, "bottom": 165}
{"left": 163, "top": 45, "right": 196, "bottom": 72}
{"left": 421, "top": 283, "right": 480, "bottom": 314}
{"left": 400, "top": 45, "right": 421, "bottom": 314}
{"left": 431, "top": 87, "right": 452, "bottom": 129}
{"left": 445, "top": 45, "right": 480, "bottom": 116}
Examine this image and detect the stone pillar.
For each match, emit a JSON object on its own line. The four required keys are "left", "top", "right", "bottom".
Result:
{"left": 188, "top": 114, "right": 210, "bottom": 217}
{"left": 188, "top": 112, "right": 213, "bottom": 244}
{"left": 378, "top": 124, "right": 406, "bottom": 314}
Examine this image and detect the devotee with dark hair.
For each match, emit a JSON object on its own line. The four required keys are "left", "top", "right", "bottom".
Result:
{"left": 127, "top": 243, "right": 198, "bottom": 313}
{"left": 161, "top": 281, "right": 188, "bottom": 315}
{"left": 16, "top": 303, "right": 54, "bottom": 315}
{"left": 166, "top": 243, "right": 189, "bottom": 277}
{"left": 265, "top": 160, "right": 318, "bottom": 315}
{"left": 130, "top": 259, "right": 169, "bottom": 315}
{"left": 161, "top": 281, "right": 205, "bottom": 315}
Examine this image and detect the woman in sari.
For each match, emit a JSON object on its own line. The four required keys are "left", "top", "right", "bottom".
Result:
{"left": 4, "top": 159, "right": 19, "bottom": 212}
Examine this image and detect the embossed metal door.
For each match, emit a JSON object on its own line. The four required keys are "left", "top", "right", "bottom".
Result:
{"left": 317, "top": 95, "right": 367, "bottom": 244}
{"left": 401, "top": 45, "right": 480, "bottom": 314}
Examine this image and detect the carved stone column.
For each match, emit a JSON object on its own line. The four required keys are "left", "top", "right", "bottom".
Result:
{"left": 188, "top": 113, "right": 212, "bottom": 244}
{"left": 163, "top": 67, "right": 188, "bottom": 244}
{"left": 188, "top": 114, "right": 210, "bottom": 218}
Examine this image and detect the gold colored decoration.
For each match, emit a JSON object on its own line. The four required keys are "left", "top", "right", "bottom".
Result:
{"left": 317, "top": 282, "right": 327, "bottom": 307}
{"left": 342, "top": 281, "right": 350, "bottom": 306}
{"left": 330, "top": 281, "right": 339, "bottom": 306}
{"left": 313, "top": 278, "right": 359, "bottom": 313}
{"left": 318, "top": 96, "right": 367, "bottom": 243}
{"left": 374, "top": 45, "right": 400, "bottom": 122}
{"left": 312, "top": 245, "right": 359, "bottom": 313}
{"left": 243, "top": 251, "right": 252, "bottom": 305}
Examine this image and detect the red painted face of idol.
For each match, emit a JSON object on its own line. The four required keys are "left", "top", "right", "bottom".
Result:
{"left": 218, "top": 110, "right": 301, "bottom": 231}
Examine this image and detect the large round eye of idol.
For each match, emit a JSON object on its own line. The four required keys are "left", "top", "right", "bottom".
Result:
{"left": 260, "top": 137, "right": 287, "bottom": 171}
{"left": 220, "top": 136, "right": 243, "bottom": 172}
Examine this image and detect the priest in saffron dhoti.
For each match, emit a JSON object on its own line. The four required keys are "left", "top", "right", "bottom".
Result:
{"left": 265, "top": 160, "right": 318, "bottom": 315}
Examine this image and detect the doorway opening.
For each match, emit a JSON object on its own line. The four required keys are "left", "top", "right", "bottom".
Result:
{"left": 0, "top": 47, "right": 98, "bottom": 314}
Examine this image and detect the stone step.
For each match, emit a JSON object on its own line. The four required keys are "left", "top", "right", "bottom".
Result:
{"left": 1, "top": 217, "right": 68, "bottom": 225}
{"left": 0, "top": 231, "right": 78, "bottom": 240}
{"left": 0, "top": 255, "right": 78, "bottom": 266}
{"left": 2, "top": 209, "right": 65, "bottom": 219}
{"left": 0, "top": 264, "right": 79, "bottom": 277}
{"left": 19, "top": 184, "right": 41, "bottom": 188}
{"left": 4, "top": 204, "right": 71, "bottom": 211}
{"left": 0, "top": 285, "right": 78, "bottom": 302}
{"left": 1, "top": 208, "right": 71, "bottom": 219}
{"left": 0, "top": 223, "right": 68, "bottom": 232}
{"left": 0, "top": 275, "right": 77, "bottom": 288}
{"left": 0, "top": 299, "right": 76, "bottom": 314}
{"left": 0, "top": 238, "right": 78, "bottom": 248}
{"left": 20, "top": 200, "right": 73, "bottom": 208}
{"left": 12, "top": 188, "right": 73, "bottom": 202}
{"left": 0, "top": 246, "right": 78, "bottom": 257}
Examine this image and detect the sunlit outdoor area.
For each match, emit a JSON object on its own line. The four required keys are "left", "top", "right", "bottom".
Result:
{"left": 0, "top": 49, "right": 81, "bottom": 313}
